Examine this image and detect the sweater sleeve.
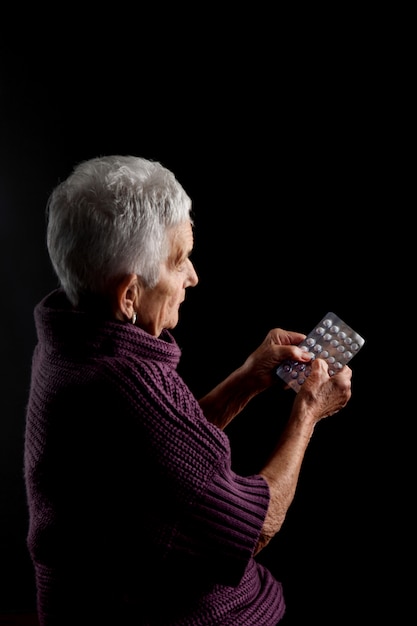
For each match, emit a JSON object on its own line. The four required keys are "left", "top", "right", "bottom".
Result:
{"left": 171, "top": 460, "right": 270, "bottom": 586}
{"left": 106, "top": 357, "right": 271, "bottom": 587}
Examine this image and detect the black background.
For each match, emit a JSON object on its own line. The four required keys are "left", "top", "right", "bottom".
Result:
{"left": 0, "top": 11, "right": 411, "bottom": 625}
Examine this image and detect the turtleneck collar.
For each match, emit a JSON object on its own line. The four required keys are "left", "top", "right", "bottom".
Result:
{"left": 34, "top": 288, "right": 181, "bottom": 368}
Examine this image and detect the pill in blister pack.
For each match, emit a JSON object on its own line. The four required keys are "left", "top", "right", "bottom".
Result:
{"left": 276, "top": 312, "right": 365, "bottom": 392}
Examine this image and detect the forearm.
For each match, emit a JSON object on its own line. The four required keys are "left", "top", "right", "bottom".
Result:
{"left": 199, "top": 363, "right": 263, "bottom": 430}
{"left": 255, "top": 406, "right": 316, "bottom": 554}
{"left": 198, "top": 328, "right": 310, "bottom": 430}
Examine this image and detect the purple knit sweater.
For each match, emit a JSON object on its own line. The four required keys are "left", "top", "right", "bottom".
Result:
{"left": 24, "top": 289, "right": 285, "bottom": 625}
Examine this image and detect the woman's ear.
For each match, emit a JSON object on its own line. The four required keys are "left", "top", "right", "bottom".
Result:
{"left": 114, "top": 273, "right": 139, "bottom": 322}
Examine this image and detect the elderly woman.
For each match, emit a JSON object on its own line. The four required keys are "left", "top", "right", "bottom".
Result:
{"left": 24, "top": 155, "right": 352, "bottom": 625}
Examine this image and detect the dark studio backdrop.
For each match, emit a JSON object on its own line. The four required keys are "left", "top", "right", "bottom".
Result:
{"left": 0, "top": 16, "right": 409, "bottom": 625}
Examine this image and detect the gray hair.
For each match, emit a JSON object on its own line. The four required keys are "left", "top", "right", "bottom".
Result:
{"left": 46, "top": 155, "right": 193, "bottom": 306}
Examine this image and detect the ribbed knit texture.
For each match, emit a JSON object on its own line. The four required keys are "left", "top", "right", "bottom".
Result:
{"left": 24, "top": 289, "right": 285, "bottom": 625}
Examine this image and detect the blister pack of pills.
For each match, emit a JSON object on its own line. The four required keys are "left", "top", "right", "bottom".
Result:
{"left": 276, "top": 312, "right": 365, "bottom": 392}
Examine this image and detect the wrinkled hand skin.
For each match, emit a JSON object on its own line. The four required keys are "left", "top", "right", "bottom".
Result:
{"left": 256, "top": 354, "right": 353, "bottom": 553}
{"left": 295, "top": 357, "right": 352, "bottom": 420}
{"left": 242, "top": 328, "right": 311, "bottom": 391}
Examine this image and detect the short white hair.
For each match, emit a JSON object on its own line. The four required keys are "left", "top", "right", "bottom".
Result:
{"left": 46, "top": 155, "right": 193, "bottom": 305}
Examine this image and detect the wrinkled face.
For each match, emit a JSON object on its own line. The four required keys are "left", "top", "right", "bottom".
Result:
{"left": 136, "top": 221, "right": 198, "bottom": 336}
